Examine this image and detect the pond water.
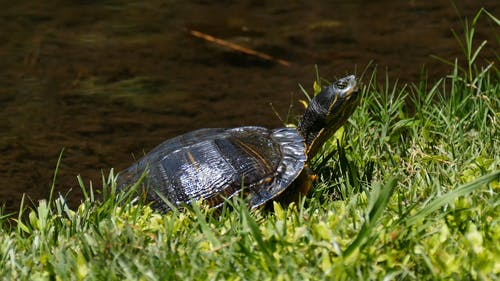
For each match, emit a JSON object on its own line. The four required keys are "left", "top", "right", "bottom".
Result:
{"left": 0, "top": 0, "right": 498, "bottom": 212}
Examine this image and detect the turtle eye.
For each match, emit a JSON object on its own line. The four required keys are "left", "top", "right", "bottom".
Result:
{"left": 335, "top": 80, "right": 348, "bottom": 89}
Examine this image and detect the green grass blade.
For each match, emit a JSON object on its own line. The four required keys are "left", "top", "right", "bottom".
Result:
{"left": 49, "top": 149, "right": 65, "bottom": 205}
{"left": 470, "top": 40, "right": 488, "bottom": 65}
{"left": 483, "top": 9, "right": 500, "bottom": 25}
{"left": 405, "top": 171, "right": 499, "bottom": 226}
{"left": 343, "top": 177, "right": 398, "bottom": 257}
{"left": 77, "top": 175, "right": 89, "bottom": 200}
{"left": 191, "top": 202, "right": 221, "bottom": 248}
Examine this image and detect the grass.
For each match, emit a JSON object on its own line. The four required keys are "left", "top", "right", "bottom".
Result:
{"left": 0, "top": 9, "right": 499, "bottom": 281}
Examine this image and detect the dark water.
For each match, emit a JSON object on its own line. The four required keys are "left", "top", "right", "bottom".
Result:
{"left": 0, "top": 0, "right": 498, "bottom": 212}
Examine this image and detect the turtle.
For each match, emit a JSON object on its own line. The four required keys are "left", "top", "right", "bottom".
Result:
{"left": 117, "top": 75, "right": 360, "bottom": 212}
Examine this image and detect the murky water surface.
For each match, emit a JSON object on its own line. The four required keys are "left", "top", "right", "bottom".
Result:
{"left": 0, "top": 1, "right": 498, "bottom": 212}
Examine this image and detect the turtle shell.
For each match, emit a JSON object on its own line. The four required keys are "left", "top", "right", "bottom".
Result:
{"left": 117, "top": 126, "right": 307, "bottom": 212}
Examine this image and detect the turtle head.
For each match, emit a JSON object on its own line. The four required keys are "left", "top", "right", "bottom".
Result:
{"left": 297, "top": 75, "right": 360, "bottom": 158}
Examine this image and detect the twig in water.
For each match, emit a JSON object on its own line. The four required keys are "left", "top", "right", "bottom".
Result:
{"left": 188, "top": 29, "right": 291, "bottom": 67}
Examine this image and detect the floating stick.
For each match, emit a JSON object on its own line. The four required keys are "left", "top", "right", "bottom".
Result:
{"left": 188, "top": 29, "right": 291, "bottom": 67}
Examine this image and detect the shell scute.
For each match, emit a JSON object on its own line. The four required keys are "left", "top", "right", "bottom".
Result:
{"left": 117, "top": 126, "right": 307, "bottom": 211}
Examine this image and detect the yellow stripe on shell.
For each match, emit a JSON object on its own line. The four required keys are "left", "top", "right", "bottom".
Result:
{"left": 233, "top": 137, "right": 273, "bottom": 175}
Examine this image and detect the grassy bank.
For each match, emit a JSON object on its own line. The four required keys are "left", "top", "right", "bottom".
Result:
{"left": 1, "top": 10, "right": 498, "bottom": 281}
